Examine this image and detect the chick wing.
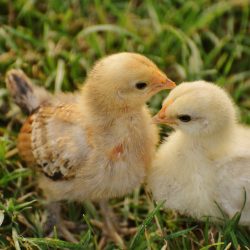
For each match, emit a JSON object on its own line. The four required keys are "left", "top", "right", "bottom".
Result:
{"left": 18, "top": 104, "right": 90, "bottom": 180}
{"left": 218, "top": 154, "right": 250, "bottom": 223}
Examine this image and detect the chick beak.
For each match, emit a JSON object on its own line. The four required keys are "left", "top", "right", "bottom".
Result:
{"left": 162, "top": 77, "right": 176, "bottom": 90}
{"left": 152, "top": 99, "right": 177, "bottom": 125}
{"left": 151, "top": 76, "right": 176, "bottom": 93}
{"left": 152, "top": 112, "right": 177, "bottom": 125}
{"left": 152, "top": 108, "right": 169, "bottom": 124}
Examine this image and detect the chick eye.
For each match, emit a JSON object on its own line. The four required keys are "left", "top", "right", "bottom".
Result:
{"left": 135, "top": 82, "right": 147, "bottom": 90}
{"left": 178, "top": 115, "right": 191, "bottom": 122}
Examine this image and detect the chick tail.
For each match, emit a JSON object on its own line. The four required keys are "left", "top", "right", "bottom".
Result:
{"left": 6, "top": 69, "right": 51, "bottom": 114}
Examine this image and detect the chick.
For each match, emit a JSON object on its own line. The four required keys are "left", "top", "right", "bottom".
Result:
{"left": 148, "top": 80, "right": 250, "bottom": 224}
{"left": 6, "top": 52, "right": 175, "bottom": 245}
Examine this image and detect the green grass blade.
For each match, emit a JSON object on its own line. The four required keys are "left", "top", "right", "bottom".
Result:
{"left": 129, "top": 202, "right": 163, "bottom": 249}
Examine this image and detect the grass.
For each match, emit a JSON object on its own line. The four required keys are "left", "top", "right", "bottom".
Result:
{"left": 0, "top": 0, "right": 250, "bottom": 249}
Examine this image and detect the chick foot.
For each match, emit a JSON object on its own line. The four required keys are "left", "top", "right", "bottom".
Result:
{"left": 99, "top": 200, "right": 126, "bottom": 249}
{"left": 44, "top": 202, "right": 82, "bottom": 243}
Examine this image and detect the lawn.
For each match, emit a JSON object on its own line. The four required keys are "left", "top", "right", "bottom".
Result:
{"left": 0, "top": 0, "right": 250, "bottom": 249}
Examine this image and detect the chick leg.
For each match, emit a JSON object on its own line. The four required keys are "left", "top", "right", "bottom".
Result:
{"left": 44, "top": 201, "right": 78, "bottom": 243}
{"left": 99, "top": 200, "right": 125, "bottom": 249}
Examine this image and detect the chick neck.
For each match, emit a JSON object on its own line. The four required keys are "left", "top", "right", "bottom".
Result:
{"left": 180, "top": 121, "right": 236, "bottom": 159}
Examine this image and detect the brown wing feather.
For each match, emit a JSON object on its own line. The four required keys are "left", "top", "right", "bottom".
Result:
{"left": 18, "top": 104, "right": 90, "bottom": 181}
{"left": 17, "top": 115, "right": 36, "bottom": 165}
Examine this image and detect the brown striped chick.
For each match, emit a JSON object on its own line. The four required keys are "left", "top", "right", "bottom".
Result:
{"left": 148, "top": 80, "right": 250, "bottom": 225}
{"left": 6, "top": 52, "right": 175, "bottom": 246}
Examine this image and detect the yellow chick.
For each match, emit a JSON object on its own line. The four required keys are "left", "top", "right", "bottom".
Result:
{"left": 148, "top": 80, "right": 250, "bottom": 225}
{"left": 6, "top": 52, "right": 175, "bottom": 245}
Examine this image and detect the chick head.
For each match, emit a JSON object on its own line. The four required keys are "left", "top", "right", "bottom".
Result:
{"left": 85, "top": 52, "right": 175, "bottom": 109}
{"left": 153, "top": 81, "right": 237, "bottom": 136}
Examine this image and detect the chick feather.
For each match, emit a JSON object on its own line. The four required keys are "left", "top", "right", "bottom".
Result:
{"left": 148, "top": 80, "right": 250, "bottom": 224}
{"left": 6, "top": 52, "right": 175, "bottom": 202}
